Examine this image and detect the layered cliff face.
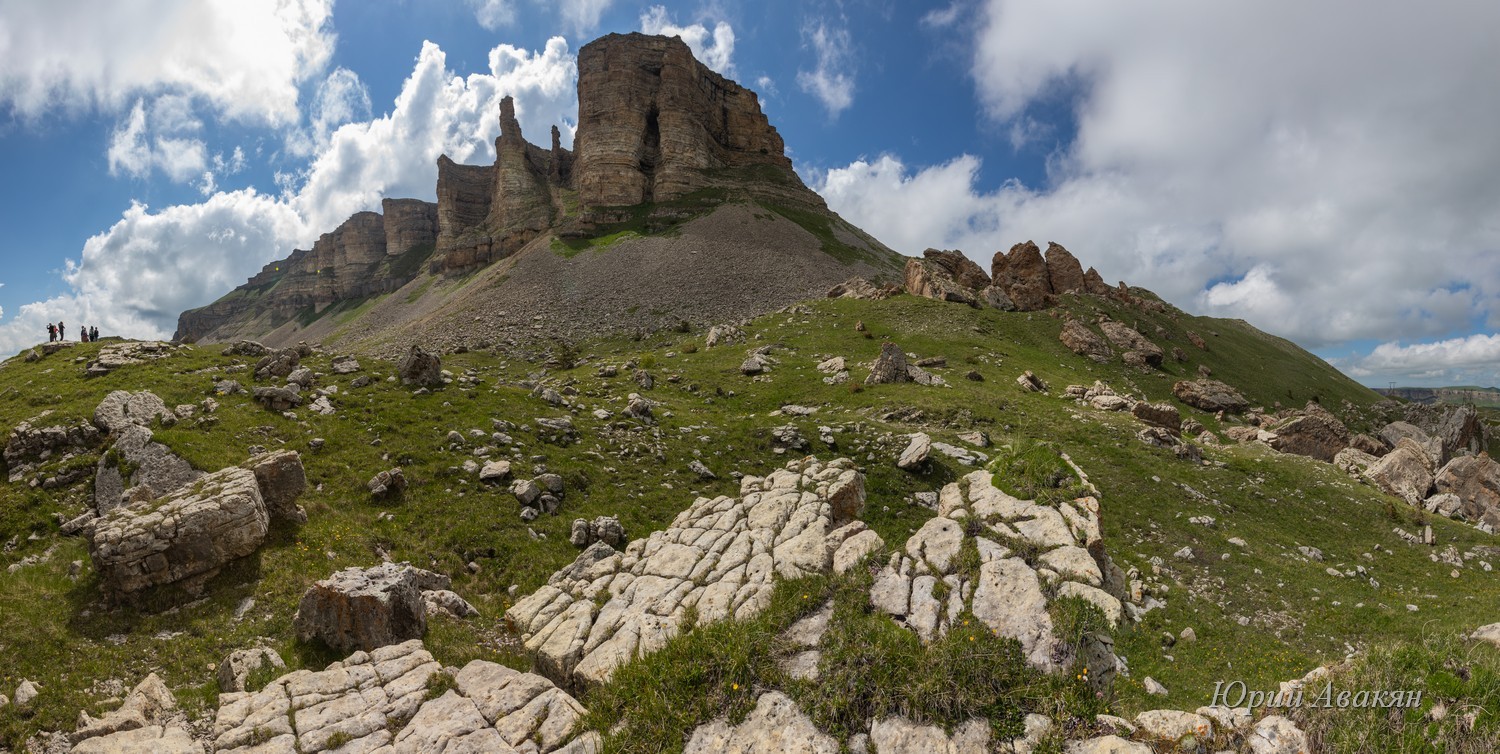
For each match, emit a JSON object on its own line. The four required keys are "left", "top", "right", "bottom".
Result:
{"left": 573, "top": 33, "right": 817, "bottom": 212}
{"left": 177, "top": 32, "right": 899, "bottom": 345}
{"left": 174, "top": 202, "right": 438, "bottom": 342}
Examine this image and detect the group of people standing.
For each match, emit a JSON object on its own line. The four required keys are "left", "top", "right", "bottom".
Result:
{"left": 45, "top": 321, "right": 98, "bottom": 343}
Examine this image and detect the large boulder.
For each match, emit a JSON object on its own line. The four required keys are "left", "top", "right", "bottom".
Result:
{"left": 990, "top": 241, "right": 1051, "bottom": 311}
{"left": 90, "top": 467, "right": 269, "bottom": 599}
{"left": 1364, "top": 437, "right": 1437, "bottom": 505}
{"left": 399, "top": 344, "right": 443, "bottom": 387}
{"left": 865, "top": 341, "right": 911, "bottom": 385}
{"left": 903, "top": 249, "right": 988, "bottom": 305}
{"left": 1379, "top": 421, "right": 1440, "bottom": 464}
{"left": 1434, "top": 454, "right": 1500, "bottom": 527}
{"left": 293, "top": 562, "right": 449, "bottom": 652}
{"left": 1268, "top": 403, "right": 1349, "bottom": 462}
{"left": 243, "top": 450, "right": 308, "bottom": 524}
{"left": 1173, "top": 379, "right": 1249, "bottom": 413}
{"left": 1350, "top": 433, "right": 1389, "bottom": 457}
{"left": 1099, "top": 321, "right": 1163, "bottom": 368}
{"left": 1132, "top": 402, "right": 1182, "bottom": 434}
{"left": 251, "top": 385, "right": 302, "bottom": 411}
{"left": 1060, "top": 320, "right": 1113, "bottom": 363}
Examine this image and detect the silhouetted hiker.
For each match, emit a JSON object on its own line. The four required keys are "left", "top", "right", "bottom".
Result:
{"left": 57, "top": 321, "right": 64, "bottom": 341}
{"left": 46, "top": 323, "right": 55, "bottom": 342}
{"left": 90, "top": 326, "right": 98, "bottom": 342}
{"left": 80, "top": 325, "right": 88, "bottom": 342}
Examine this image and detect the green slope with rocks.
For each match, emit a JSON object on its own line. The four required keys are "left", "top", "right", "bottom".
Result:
{"left": 1, "top": 291, "right": 1499, "bottom": 752}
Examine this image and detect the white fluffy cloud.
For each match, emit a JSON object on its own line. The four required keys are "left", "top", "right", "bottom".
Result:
{"left": 284, "top": 68, "right": 374, "bottom": 159}
{"left": 559, "top": 0, "right": 613, "bottom": 36}
{"left": 1340, "top": 334, "right": 1500, "bottom": 386}
{"left": 0, "top": 0, "right": 335, "bottom": 126}
{"left": 0, "top": 37, "right": 580, "bottom": 354}
{"left": 639, "top": 6, "right": 736, "bottom": 76}
{"left": 821, "top": 0, "right": 1500, "bottom": 369}
{"left": 106, "top": 99, "right": 208, "bottom": 183}
{"left": 469, "top": 0, "right": 515, "bottom": 30}
{"left": 797, "top": 21, "right": 855, "bottom": 117}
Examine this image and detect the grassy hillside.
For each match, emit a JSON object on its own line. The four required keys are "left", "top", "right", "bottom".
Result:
{"left": 1, "top": 295, "right": 1497, "bottom": 750}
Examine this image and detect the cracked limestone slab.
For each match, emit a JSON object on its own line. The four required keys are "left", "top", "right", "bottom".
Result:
{"left": 213, "top": 641, "right": 589, "bottom": 754}
{"left": 871, "top": 468, "right": 1139, "bottom": 674}
{"left": 506, "top": 457, "right": 866, "bottom": 689}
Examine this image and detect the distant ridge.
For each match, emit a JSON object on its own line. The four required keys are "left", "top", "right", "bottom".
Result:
{"left": 1376, "top": 385, "right": 1500, "bottom": 406}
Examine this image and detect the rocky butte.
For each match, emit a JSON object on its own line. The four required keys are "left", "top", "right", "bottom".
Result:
{"left": 176, "top": 33, "right": 898, "bottom": 350}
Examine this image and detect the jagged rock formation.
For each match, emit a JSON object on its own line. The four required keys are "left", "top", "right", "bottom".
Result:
{"left": 902, "top": 241, "right": 1122, "bottom": 312}
{"left": 177, "top": 33, "right": 897, "bottom": 349}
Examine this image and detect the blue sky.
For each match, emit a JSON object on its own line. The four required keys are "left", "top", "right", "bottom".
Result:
{"left": 2, "top": 1, "right": 1499, "bottom": 389}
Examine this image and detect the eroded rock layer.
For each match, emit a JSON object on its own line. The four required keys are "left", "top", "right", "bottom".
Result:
{"left": 574, "top": 33, "right": 820, "bottom": 212}
{"left": 504, "top": 457, "right": 868, "bottom": 689}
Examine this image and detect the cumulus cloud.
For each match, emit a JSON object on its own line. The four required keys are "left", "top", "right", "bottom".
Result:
{"left": 106, "top": 99, "right": 207, "bottom": 183}
{"left": 797, "top": 21, "right": 855, "bottom": 117}
{"left": 1338, "top": 334, "right": 1500, "bottom": 386}
{"left": 0, "top": 37, "right": 579, "bottom": 354}
{"left": 818, "top": 0, "right": 1500, "bottom": 365}
{"left": 285, "top": 67, "right": 374, "bottom": 158}
{"left": 639, "top": 6, "right": 736, "bottom": 76}
{"left": 0, "top": 0, "right": 335, "bottom": 126}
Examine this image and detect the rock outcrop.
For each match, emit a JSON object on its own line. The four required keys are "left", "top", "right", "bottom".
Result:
{"left": 504, "top": 457, "right": 871, "bottom": 689}
{"left": 574, "top": 33, "right": 819, "bottom": 214}
{"left": 1173, "top": 379, "right": 1249, "bottom": 413}
{"left": 1364, "top": 437, "right": 1437, "bottom": 506}
{"left": 293, "top": 562, "right": 450, "bottom": 653}
{"left": 991, "top": 241, "right": 1053, "bottom": 311}
{"left": 1433, "top": 454, "right": 1500, "bottom": 527}
{"left": 70, "top": 673, "right": 200, "bottom": 754}
{"left": 903, "top": 249, "right": 990, "bottom": 306}
{"left": 1267, "top": 403, "right": 1350, "bottom": 462}
{"left": 3, "top": 413, "right": 102, "bottom": 483}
